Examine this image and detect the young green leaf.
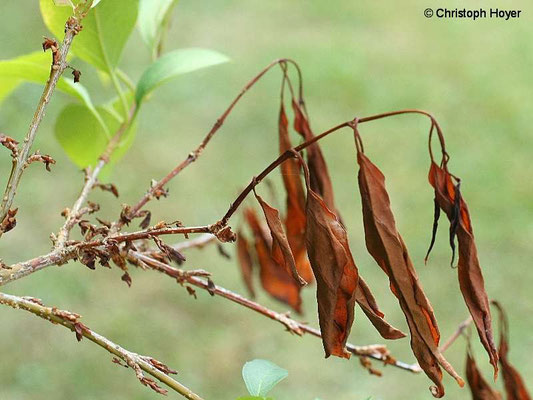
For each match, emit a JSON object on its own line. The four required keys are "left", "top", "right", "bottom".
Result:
{"left": 40, "top": 0, "right": 138, "bottom": 73}
{"left": 138, "top": 0, "right": 177, "bottom": 52}
{"left": 0, "top": 52, "right": 102, "bottom": 125}
{"left": 242, "top": 359, "right": 288, "bottom": 397}
{"left": 135, "top": 48, "right": 229, "bottom": 104}
{"left": 55, "top": 94, "right": 136, "bottom": 179}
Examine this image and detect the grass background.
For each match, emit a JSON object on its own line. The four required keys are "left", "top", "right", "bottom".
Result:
{"left": 0, "top": 1, "right": 532, "bottom": 399}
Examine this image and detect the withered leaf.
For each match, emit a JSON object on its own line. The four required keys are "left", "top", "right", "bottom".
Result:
{"left": 466, "top": 350, "right": 502, "bottom": 400}
{"left": 0, "top": 134, "right": 18, "bottom": 157}
{"left": 121, "top": 272, "right": 132, "bottom": 287}
{"left": 71, "top": 68, "right": 81, "bottom": 83}
{"left": 292, "top": 99, "right": 335, "bottom": 211}
{"left": 297, "top": 151, "right": 403, "bottom": 358}
{"left": 98, "top": 183, "right": 119, "bottom": 198}
{"left": 254, "top": 188, "right": 306, "bottom": 286}
{"left": 236, "top": 230, "right": 255, "bottom": 298}
{"left": 304, "top": 170, "right": 357, "bottom": 358}
{"left": 0, "top": 208, "right": 18, "bottom": 233}
{"left": 429, "top": 161, "right": 498, "bottom": 376}
{"left": 140, "top": 377, "right": 168, "bottom": 395}
{"left": 153, "top": 236, "right": 186, "bottom": 265}
{"left": 278, "top": 103, "right": 313, "bottom": 283}
{"left": 357, "top": 151, "right": 463, "bottom": 396}
{"left": 492, "top": 301, "right": 531, "bottom": 400}
{"left": 138, "top": 210, "right": 151, "bottom": 229}
{"left": 244, "top": 208, "right": 302, "bottom": 313}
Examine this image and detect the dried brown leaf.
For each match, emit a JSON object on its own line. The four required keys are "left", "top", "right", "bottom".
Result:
{"left": 429, "top": 162, "right": 498, "bottom": 376}
{"left": 466, "top": 350, "right": 502, "bottom": 400}
{"left": 492, "top": 301, "right": 531, "bottom": 400}
{"left": 278, "top": 104, "right": 313, "bottom": 283}
{"left": 244, "top": 208, "right": 302, "bottom": 313}
{"left": 292, "top": 99, "right": 335, "bottom": 210}
{"left": 254, "top": 188, "right": 306, "bottom": 286}
{"left": 357, "top": 150, "right": 463, "bottom": 396}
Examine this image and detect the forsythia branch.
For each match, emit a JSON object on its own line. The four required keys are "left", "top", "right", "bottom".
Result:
{"left": 129, "top": 251, "right": 422, "bottom": 374}
{"left": 0, "top": 10, "right": 88, "bottom": 235}
{"left": 0, "top": 292, "right": 205, "bottom": 400}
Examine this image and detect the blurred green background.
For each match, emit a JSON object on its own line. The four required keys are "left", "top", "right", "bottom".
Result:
{"left": 1, "top": 1, "right": 532, "bottom": 399}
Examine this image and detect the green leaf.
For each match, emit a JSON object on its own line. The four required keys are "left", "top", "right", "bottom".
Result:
{"left": 0, "top": 51, "right": 103, "bottom": 127}
{"left": 55, "top": 93, "right": 136, "bottom": 179}
{"left": 138, "top": 0, "right": 177, "bottom": 52}
{"left": 40, "top": 0, "right": 138, "bottom": 73}
{"left": 236, "top": 397, "right": 272, "bottom": 400}
{"left": 242, "top": 359, "right": 287, "bottom": 397}
{"left": 135, "top": 47, "right": 229, "bottom": 104}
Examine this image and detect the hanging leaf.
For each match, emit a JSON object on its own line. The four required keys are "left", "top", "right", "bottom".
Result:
{"left": 429, "top": 161, "right": 499, "bottom": 376}
{"left": 254, "top": 189, "right": 306, "bottom": 286}
{"left": 40, "top": 0, "right": 138, "bottom": 73}
{"left": 492, "top": 301, "right": 531, "bottom": 400}
{"left": 236, "top": 230, "right": 255, "bottom": 298}
{"left": 466, "top": 350, "right": 502, "bottom": 400}
{"left": 138, "top": 0, "right": 178, "bottom": 52}
{"left": 292, "top": 99, "right": 335, "bottom": 211}
{"left": 244, "top": 208, "right": 302, "bottom": 313}
{"left": 0, "top": 51, "right": 102, "bottom": 125}
{"left": 242, "top": 359, "right": 288, "bottom": 397}
{"left": 278, "top": 103, "right": 313, "bottom": 283}
{"left": 135, "top": 48, "right": 229, "bottom": 104}
{"left": 357, "top": 149, "right": 463, "bottom": 396}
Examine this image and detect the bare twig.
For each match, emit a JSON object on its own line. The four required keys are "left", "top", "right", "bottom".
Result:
{"left": 0, "top": 8, "right": 89, "bottom": 234}
{"left": 0, "top": 292, "right": 204, "bottom": 399}
{"left": 110, "top": 59, "right": 303, "bottom": 233}
{"left": 439, "top": 316, "right": 473, "bottom": 353}
{"left": 130, "top": 251, "right": 422, "bottom": 374}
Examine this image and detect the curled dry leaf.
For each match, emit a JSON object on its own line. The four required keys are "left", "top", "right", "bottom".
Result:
{"left": 357, "top": 149, "right": 463, "bottom": 396}
{"left": 97, "top": 183, "right": 119, "bottom": 198}
{"left": 254, "top": 188, "right": 306, "bottom": 286}
{"left": 466, "top": 350, "right": 502, "bottom": 400}
{"left": 278, "top": 103, "right": 313, "bottom": 283}
{"left": 153, "top": 236, "right": 186, "bottom": 265}
{"left": 244, "top": 207, "right": 302, "bottom": 313}
{"left": 492, "top": 301, "right": 531, "bottom": 400}
{"left": 236, "top": 230, "right": 255, "bottom": 298}
{"left": 0, "top": 208, "right": 18, "bottom": 233}
{"left": 0, "top": 133, "right": 19, "bottom": 157}
{"left": 428, "top": 161, "right": 498, "bottom": 376}
{"left": 291, "top": 99, "right": 335, "bottom": 211}
{"left": 71, "top": 68, "right": 81, "bottom": 83}
{"left": 121, "top": 272, "right": 132, "bottom": 287}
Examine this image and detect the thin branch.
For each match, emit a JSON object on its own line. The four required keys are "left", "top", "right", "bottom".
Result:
{"left": 439, "top": 316, "right": 473, "bottom": 353}
{"left": 0, "top": 9, "right": 88, "bottom": 234}
{"left": 1, "top": 107, "right": 449, "bottom": 287}
{"left": 130, "top": 251, "right": 422, "bottom": 374}
{"left": 0, "top": 292, "right": 204, "bottom": 399}
{"left": 0, "top": 225, "right": 212, "bottom": 287}
{"left": 110, "top": 58, "right": 303, "bottom": 233}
